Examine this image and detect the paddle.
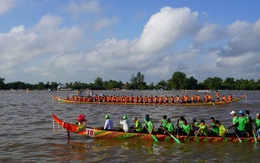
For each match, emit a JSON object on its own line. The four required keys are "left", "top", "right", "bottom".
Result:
{"left": 233, "top": 130, "right": 242, "bottom": 143}
{"left": 67, "top": 130, "right": 71, "bottom": 141}
{"left": 145, "top": 126, "right": 158, "bottom": 142}
{"left": 253, "top": 130, "right": 258, "bottom": 144}
{"left": 162, "top": 127, "right": 181, "bottom": 144}
{"left": 195, "top": 134, "right": 199, "bottom": 142}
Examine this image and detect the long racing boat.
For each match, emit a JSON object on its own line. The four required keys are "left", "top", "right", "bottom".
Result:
{"left": 52, "top": 114, "right": 259, "bottom": 143}
{"left": 52, "top": 94, "right": 246, "bottom": 106}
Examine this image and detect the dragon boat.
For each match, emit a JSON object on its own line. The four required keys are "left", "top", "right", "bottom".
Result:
{"left": 52, "top": 114, "right": 259, "bottom": 143}
{"left": 52, "top": 95, "right": 246, "bottom": 106}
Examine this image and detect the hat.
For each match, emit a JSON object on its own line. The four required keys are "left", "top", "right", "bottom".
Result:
{"left": 105, "top": 115, "right": 110, "bottom": 119}
{"left": 123, "top": 115, "right": 127, "bottom": 120}
{"left": 77, "top": 114, "right": 87, "bottom": 122}
{"left": 230, "top": 111, "right": 236, "bottom": 115}
{"left": 256, "top": 113, "right": 259, "bottom": 117}
{"left": 167, "top": 118, "right": 171, "bottom": 122}
{"left": 238, "top": 110, "right": 245, "bottom": 114}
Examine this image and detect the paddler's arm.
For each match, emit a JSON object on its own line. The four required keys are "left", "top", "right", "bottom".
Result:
{"left": 185, "top": 129, "right": 190, "bottom": 139}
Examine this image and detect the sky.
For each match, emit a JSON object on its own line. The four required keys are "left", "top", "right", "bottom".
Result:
{"left": 0, "top": 0, "right": 260, "bottom": 84}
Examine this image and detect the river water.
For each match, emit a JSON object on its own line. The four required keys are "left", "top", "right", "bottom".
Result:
{"left": 0, "top": 90, "right": 259, "bottom": 162}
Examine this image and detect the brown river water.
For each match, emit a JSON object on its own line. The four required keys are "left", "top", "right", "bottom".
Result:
{"left": 0, "top": 90, "right": 259, "bottom": 162}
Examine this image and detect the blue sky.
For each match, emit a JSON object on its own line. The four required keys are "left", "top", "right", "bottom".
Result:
{"left": 0, "top": 0, "right": 260, "bottom": 84}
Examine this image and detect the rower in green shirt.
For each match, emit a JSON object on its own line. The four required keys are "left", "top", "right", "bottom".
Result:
{"left": 180, "top": 119, "right": 191, "bottom": 135}
{"left": 215, "top": 120, "right": 227, "bottom": 137}
{"left": 208, "top": 117, "right": 219, "bottom": 136}
{"left": 254, "top": 113, "right": 260, "bottom": 138}
{"left": 191, "top": 118, "right": 199, "bottom": 132}
{"left": 132, "top": 117, "right": 142, "bottom": 132}
{"left": 165, "top": 118, "right": 174, "bottom": 133}
{"left": 236, "top": 110, "right": 247, "bottom": 136}
{"left": 177, "top": 116, "right": 186, "bottom": 133}
{"left": 245, "top": 110, "right": 253, "bottom": 136}
{"left": 161, "top": 115, "right": 168, "bottom": 128}
{"left": 144, "top": 114, "right": 154, "bottom": 133}
{"left": 194, "top": 120, "right": 208, "bottom": 136}
{"left": 228, "top": 110, "right": 238, "bottom": 130}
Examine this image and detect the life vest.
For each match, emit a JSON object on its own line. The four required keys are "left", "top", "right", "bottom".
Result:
{"left": 164, "top": 96, "right": 169, "bottom": 103}
{"left": 170, "top": 96, "right": 174, "bottom": 103}
{"left": 222, "top": 95, "right": 226, "bottom": 101}
{"left": 176, "top": 96, "right": 180, "bottom": 102}
{"left": 139, "top": 96, "right": 143, "bottom": 103}
{"left": 228, "top": 95, "right": 232, "bottom": 101}
{"left": 149, "top": 96, "right": 153, "bottom": 103}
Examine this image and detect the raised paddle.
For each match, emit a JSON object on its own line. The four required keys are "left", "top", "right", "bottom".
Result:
{"left": 162, "top": 127, "right": 181, "bottom": 144}
{"left": 145, "top": 126, "right": 158, "bottom": 142}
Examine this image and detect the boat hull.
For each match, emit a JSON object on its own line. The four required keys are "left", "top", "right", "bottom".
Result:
{"left": 52, "top": 95, "right": 246, "bottom": 106}
{"left": 52, "top": 114, "right": 259, "bottom": 142}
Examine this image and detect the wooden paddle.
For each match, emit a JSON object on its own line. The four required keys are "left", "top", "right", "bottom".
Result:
{"left": 162, "top": 127, "right": 181, "bottom": 144}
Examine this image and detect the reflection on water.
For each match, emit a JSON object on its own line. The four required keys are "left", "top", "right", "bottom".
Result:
{"left": 0, "top": 90, "right": 259, "bottom": 162}
{"left": 50, "top": 138, "right": 260, "bottom": 162}
{"left": 51, "top": 140, "right": 183, "bottom": 162}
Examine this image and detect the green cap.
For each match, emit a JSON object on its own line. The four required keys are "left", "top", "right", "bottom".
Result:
{"left": 123, "top": 115, "right": 127, "bottom": 120}
{"left": 105, "top": 115, "right": 110, "bottom": 119}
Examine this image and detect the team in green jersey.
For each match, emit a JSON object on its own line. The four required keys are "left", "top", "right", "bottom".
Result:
{"left": 99, "top": 110, "right": 259, "bottom": 139}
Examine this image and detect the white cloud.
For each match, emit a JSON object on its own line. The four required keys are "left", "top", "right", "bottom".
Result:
{"left": 93, "top": 16, "right": 119, "bottom": 31}
{"left": 64, "top": 0, "right": 101, "bottom": 16}
{"left": 10, "top": 25, "right": 25, "bottom": 34}
{"left": 136, "top": 7, "right": 198, "bottom": 54}
{"left": 0, "top": 0, "right": 15, "bottom": 14}
{"left": 1, "top": 5, "right": 260, "bottom": 84}
{"left": 32, "top": 14, "right": 63, "bottom": 31}
{"left": 0, "top": 14, "right": 84, "bottom": 82}
{"left": 195, "top": 23, "right": 221, "bottom": 43}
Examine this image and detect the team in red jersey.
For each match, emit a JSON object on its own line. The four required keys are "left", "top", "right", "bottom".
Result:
{"left": 66, "top": 91, "right": 233, "bottom": 104}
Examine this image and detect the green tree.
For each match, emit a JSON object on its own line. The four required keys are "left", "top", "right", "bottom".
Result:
{"left": 0, "top": 77, "right": 5, "bottom": 89}
{"left": 203, "top": 77, "right": 223, "bottom": 90}
{"left": 94, "top": 77, "right": 104, "bottom": 90}
{"left": 255, "top": 79, "right": 260, "bottom": 90}
{"left": 155, "top": 80, "right": 167, "bottom": 90}
{"left": 103, "top": 79, "right": 121, "bottom": 90}
{"left": 72, "top": 81, "right": 83, "bottom": 90}
{"left": 223, "top": 77, "right": 235, "bottom": 90}
{"left": 128, "top": 72, "right": 147, "bottom": 90}
{"left": 248, "top": 79, "right": 255, "bottom": 90}
{"left": 50, "top": 81, "right": 59, "bottom": 90}
{"left": 147, "top": 82, "right": 154, "bottom": 90}
{"left": 187, "top": 76, "right": 199, "bottom": 89}
{"left": 167, "top": 71, "right": 188, "bottom": 90}
{"left": 36, "top": 82, "right": 45, "bottom": 90}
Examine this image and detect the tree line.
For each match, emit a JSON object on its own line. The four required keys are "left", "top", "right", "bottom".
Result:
{"left": 0, "top": 71, "right": 260, "bottom": 90}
